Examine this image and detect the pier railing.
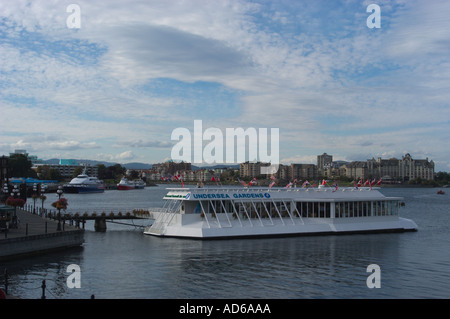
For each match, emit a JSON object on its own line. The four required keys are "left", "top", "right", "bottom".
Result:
{"left": 20, "top": 203, "right": 152, "bottom": 219}
{"left": 15, "top": 204, "right": 153, "bottom": 232}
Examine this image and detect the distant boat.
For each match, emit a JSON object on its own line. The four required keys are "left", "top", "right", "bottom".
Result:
{"left": 437, "top": 190, "right": 445, "bottom": 195}
{"left": 117, "top": 178, "right": 146, "bottom": 190}
{"left": 63, "top": 169, "right": 105, "bottom": 194}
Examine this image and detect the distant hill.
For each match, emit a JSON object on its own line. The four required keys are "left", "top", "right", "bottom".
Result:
{"left": 191, "top": 164, "right": 239, "bottom": 170}
{"left": 122, "top": 162, "right": 153, "bottom": 169}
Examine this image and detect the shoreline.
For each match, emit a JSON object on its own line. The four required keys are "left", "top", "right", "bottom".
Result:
{"left": 155, "top": 181, "right": 447, "bottom": 188}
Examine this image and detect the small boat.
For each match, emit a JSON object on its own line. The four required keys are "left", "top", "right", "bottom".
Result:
{"left": 117, "top": 178, "right": 146, "bottom": 190}
{"left": 63, "top": 169, "right": 105, "bottom": 194}
{"left": 437, "top": 190, "right": 445, "bottom": 195}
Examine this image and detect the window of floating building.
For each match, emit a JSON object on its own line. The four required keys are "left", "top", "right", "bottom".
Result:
{"left": 334, "top": 201, "right": 371, "bottom": 218}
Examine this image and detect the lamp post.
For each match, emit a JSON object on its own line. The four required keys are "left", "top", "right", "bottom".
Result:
{"left": 10, "top": 185, "right": 20, "bottom": 228}
{"left": 56, "top": 185, "right": 63, "bottom": 231}
{"left": 40, "top": 188, "right": 46, "bottom": 217}
{"left": 12, "top": 184, "right": 20, "bottom": 198}
{"left": 2, "top": 178, "right": 8, "bottom": 204}
{"left": 57, "top": 185, "right": 63, "bottom": 200}
{"left": 32, "top": 183, "right": 38, "bottom": 214}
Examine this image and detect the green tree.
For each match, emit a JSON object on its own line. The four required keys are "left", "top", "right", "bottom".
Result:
{"left": 72, "top": 166, "right": 84, "bottom": 178}
{"left": 36, "top": 165, "right": 50, "bottom": 179}
{"left": 97, "top": 164, "right": 107, "bottom": 179}
{"left": 128, "top": 170, "right": 139, "bottom": 179}
{"left": 37, "top": 165, "right": 63, "bottom": 181}
{"left": 49, "top": 169, "right": 62, "bottom": 181}
{"left": 111, "top": 164, "right": 126, "bottom": 180}
{"left": 9, "top": 154, "right": 37, "bottom": 178}
{"left": 98, "top": 163, "right": 126, "bottom": 181}
{"left": 435, "top": 172, "right": 450, "bottom": 185}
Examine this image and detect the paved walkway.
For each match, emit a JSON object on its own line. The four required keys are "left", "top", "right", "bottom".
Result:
{"left": 0, "top": 209, "right": 80, "bottom": 240}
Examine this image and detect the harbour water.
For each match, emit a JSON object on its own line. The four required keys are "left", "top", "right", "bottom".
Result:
{"left": 1, "top": 186, "right": 449, "bottom": 299}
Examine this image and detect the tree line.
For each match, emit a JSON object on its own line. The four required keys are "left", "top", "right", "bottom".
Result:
{"left": 7, "top": 154, "right": 129, "bottom": 182}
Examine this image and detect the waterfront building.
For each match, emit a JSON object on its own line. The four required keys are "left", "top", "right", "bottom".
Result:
{"left": 153, "top": 161, "right": 191, "bottom": 176}
{"left": 367, "top": 157, "right": 400, "bottom": 181}
{"left": 321, "top": 161, "right": 348, "bottom": 178}
{"left": 239, "top": 162, "right": 271, "bottom": 178}
{"left": 195, "top": 169, "right": 212, "bottom": 182}
{"left": 317, "top": 153, "right": 333, "bottom": 175}
{"left": 34, "top": 160, "right": 99, "bottom": 178}
{"left": 343, "top": 161, "right": 369, "bottom": 180}
{"left": 275, "top": 164, "right": 290, "bottom": 181}
{"left": 343, "top": 153, "right": 435, "bottom": 181}
{"left": 146, "top": 170, "right": 162, "bottom": 181}
{"left": 398, "top": 153, "right": 434, "bottom": 181}
{"left": 59, "top": 159, "right": 79, "bottom": 166}
{"left": 289, "top": 163, "right": 317, "bottom": 181}
{"left": 178, "top": 169, "right": 195, "bottom": 182}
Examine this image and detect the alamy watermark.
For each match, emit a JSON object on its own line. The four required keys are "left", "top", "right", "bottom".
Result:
{"left": 66, "top": 264, "right": 81, "bottom": 288}
{"left": 366, "top": 264, "right": 381, "bottom": 288}
{"left": 171, "top": 120, "right": 279, "bottom": 174}
{"left": 64, "top": 4, "right": 379, "bottom": 30}
{"left": 66, "top": 4, "right": 81, "bottom": 29}
{"left": 366, "top": 4, "right": 381, "bottom": 29}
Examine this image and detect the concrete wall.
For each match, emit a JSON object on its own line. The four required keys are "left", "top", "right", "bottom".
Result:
{"left": 0, "top": 230, "right": 84, "bottom": 260}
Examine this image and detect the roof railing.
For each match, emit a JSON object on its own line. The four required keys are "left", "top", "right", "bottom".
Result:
{"left": 165, "top": 186, "right": 379, "bottom": 193}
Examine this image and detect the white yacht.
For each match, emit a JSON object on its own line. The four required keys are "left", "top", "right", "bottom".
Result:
{"left": 143, "top": 186, "right": 417, "bottom": 239}
{"left": 63, "top": 169, "right": 105, "bottom": 194}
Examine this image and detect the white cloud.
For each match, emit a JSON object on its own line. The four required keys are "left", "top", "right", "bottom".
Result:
{"left": 114, "top": 140, "right": 172, "bottom": 148}
{"left": 280, "top": 155, "right": 316, "bottom": 165}
{"left": 47, "top": 141, "right": 100, "bottom": 151}
{"left": 93, "top": 151, "right": 135, "bottom": 163}
{"left": 116, "top": 150, "right": 135, "bottom": 161}
{"left": 97, "top": 24, "right": 253, "bottom": 87}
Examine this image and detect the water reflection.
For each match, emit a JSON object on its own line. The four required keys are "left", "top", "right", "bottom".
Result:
{"left": 2, "top": 187, "right": 450, "bottom": 299}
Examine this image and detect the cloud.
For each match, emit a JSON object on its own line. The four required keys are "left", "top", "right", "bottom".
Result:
{"left": 385, "top": 0, "right": 450, "bottom": 59}
{"left": 7, "top": 139, "right": 31, "bottom": 151}
{"left": 47, "top": 141, "right": 100, "bottom": 151}
{"left": 0, "top": 136, "right": 99, "bottom": 153}
{"left": 0, "top": 0, "right": 449, "bottom": 171}
{"left": 280, "top": 155, "right": 317, "bottom": 165}
{"left": 96, "top": 151, "right": 136, "bottom": 163}
{"left": 116, "top": 151, "right": 135, "bottom": 161}
{"left": 98, "top": 24, "right": 253, "bottom": 86}
{"left": 114, "top": 140, "right": 173, "bottom": 148}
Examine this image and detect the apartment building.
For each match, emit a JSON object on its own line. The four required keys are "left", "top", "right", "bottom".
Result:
{"left": 344, "top": 153, "right": 435, "bottom": 181}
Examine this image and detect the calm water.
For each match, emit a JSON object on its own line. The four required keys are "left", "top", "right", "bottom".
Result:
{"left": 2, "top": 186, "right": 450, "bottom": 299}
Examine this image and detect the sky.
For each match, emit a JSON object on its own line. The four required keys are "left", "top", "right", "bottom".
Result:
{"left": 0, "top": 0, "right": 449, "bottom": 171}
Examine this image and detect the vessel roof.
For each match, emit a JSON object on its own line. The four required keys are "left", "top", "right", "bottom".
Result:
{"left": 163, "top": 186, "right": 402, "bottom": 201}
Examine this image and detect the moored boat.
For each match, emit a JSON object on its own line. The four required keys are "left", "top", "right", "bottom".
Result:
{"left": 63, "top": 169, "right": 105, "bottom": 194}
{"left": 117, "top": 178, "right": 146, "bottom": 190}
{"left": 143, "top": 186, "right": 418, "bottom": 239}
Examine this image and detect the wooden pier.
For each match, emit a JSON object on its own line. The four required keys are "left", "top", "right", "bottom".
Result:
{"left": 3, "top": 204, "right": 153, "bottom": 234}
{"left": 40, "top": 208, "right": 153, "bottom": 232}
{"left": 0, "top": 206, "right": 153, "bottom": 261}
